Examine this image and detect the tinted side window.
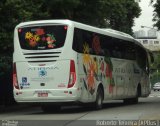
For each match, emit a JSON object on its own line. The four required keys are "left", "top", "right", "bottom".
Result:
{"left": 73, "top": 28, "right": 103, "bottom": 55}
{"left": 136, "top": 45, "right": 147, "bottom": 70}
{"left": 73, "top": 28, "right": 136, "bottom": 60}
{"left": 72, "top": 28, "right": 83, "bottom": 53}
{"left": 125, "top": 42, "right": 136, "bottom": 60}
{"left": 101, "top": 36, "right": 136, "bottom": 60}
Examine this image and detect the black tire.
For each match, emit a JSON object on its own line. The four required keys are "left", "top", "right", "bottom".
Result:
{"left": 41, "top": 105, "right": 61, "bottom": 113}
{"left": 94, "top": 88, "right": 103, "bottom": 110}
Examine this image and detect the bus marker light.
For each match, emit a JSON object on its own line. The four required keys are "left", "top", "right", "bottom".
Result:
{"left": 39, "top": 64, "right": 46, "bottom": 66}
{"left": 18, "top": 28, "right": 22, "bottom": 33}
{"left": 64, "top": 26, "right": 68, "bottom": 30}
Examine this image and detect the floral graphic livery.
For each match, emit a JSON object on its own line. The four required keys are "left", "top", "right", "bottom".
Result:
{"left": 25, "top": 29, "right": 56, "bottom": 49}
{"left": 46, "top": 34, "right": 56, "bottom": 48}
{"left": 82, "top": 39, "right": 115, "bottom": 95}
{"left": 92, "top": 35, "right": 101, "bottom": 55}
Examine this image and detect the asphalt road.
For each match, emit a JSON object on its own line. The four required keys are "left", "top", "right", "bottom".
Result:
{"left": 0, "top": 91, "right": 160, "bottom": 126}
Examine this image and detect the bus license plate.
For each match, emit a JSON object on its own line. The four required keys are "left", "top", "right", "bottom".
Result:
{"left": 38, "top": 93, "right": 48, "bottom": 97}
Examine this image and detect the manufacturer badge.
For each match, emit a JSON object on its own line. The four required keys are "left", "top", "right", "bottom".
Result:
{"left": 39, "top": 69, "right": 47, "bottom": 77}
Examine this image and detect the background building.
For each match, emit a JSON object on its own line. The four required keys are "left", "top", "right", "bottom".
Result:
{"left": 148, "top": 29, "right": 157, "bottom": 38}
{"left": 134, "top": 29, "right": 160, "bottom": 51}
{"left": 136, "top": 38, "right": 160, "bottom": 51}
{"left": 134, "top": 30, "right": 146, "bottom": 38}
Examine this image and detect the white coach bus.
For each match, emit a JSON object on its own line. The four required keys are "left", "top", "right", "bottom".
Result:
{"left": 13, "top": 20, "right": 152, "bottom": 111}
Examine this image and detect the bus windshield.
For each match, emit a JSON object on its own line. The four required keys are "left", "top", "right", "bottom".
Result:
{"left": 18, "top": 25, "right": 67, "bottom": 50}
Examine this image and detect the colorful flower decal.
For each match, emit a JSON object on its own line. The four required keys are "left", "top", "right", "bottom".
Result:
{"left": 25, "top": 29, "right": 57, "bottom": 49}
{"left": 25, "top": 32, "right": 33, "bottom": 39}
{"left": 29, "top": 37, "right": 37, "bottom": 47}
{"left": 82, "top": 42, "right": 96, "bottom": 94}
{"left": 104, "top": 52, "right": 115, "bottom": 94}
{"left": 83, "top": 42, "right": 91, "bottom": 65}
{"left": 87, "top": 61, "right": 95, "bottom": 94}
{"left": 92, "top": 35, "right": 101, "bottom": 55}
{"left": 82, "top": 40, "right": 115, "bottom": 95}
{"left": 25, "top": 32, "right": 39, "bottom": 47}
{"left": 36, "top": 29, "right": 45, "bottom": 35}
{"left": 42, "top": 37, "right": 46, "bottom": 41}
{"left": 100, "top": 61, "right": 104, "bottom": 72}
{"left": 46, "top": 34, "right": 56, "bottom": 48}
{"left": 99, "top": 59, "right": 106, "bottom": 80}
{"left": 34, "top": 35, "right": 40, "bottom": 42}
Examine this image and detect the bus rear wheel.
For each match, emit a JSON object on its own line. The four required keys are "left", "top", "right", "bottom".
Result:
{"left": 94, "top": 88, "right": 103, "bottom": 110}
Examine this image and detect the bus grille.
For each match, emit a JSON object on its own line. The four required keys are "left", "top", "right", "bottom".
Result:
{"left": 23, "top": 52, "right": 61, "bottom": 63}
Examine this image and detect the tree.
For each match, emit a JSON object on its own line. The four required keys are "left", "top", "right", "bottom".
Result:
{"left": 0, "top": 0, "right": 50, "bottom": 53}
{"left": 46, "top": 0, "right": 141, "bottom": 35}
{"left": 151, "top": 0, "right": 160, "bottom": 30}
{"left": 0, "top": 0, "right": 51, "bottom": 105}
{"left": 46, "top": 0, "right": 80, "bottom": 19}
{"left": 0, "top": 0, "right": 50, "bottom": 74}
{"left": 104, "top": 0, "right": 141, "bottom": 34}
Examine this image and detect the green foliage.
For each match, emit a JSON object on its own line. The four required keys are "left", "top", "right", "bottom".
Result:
{"left": 151, "top": 52, "right": 160, "bottom": 70}
{"left": 0, "top": 0, "right": 49, "bottom": 53}
{"left": 107, "top": 0, "right": 141, "bottom": 34}
{"left": 47, "top": 0, "right": 80, "bottom": 19}
{"left": 44, "top": 0, "right": 141, "bottom": 34}
{"left": 149, "top": 51, "right": 160, "bottom": 85}
{"left": 152, "top": 0, "right": 160, "bottom": 30}
{"left": 150, "top": 70, "right": 160, "bottom": 86}
{"left": 0, "top": 55, "right": 12, "bottom": 76}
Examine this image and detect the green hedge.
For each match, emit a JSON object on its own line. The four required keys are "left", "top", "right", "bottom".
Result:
{"left": 0, "top": 55, "right": 15, "bottom": 106}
